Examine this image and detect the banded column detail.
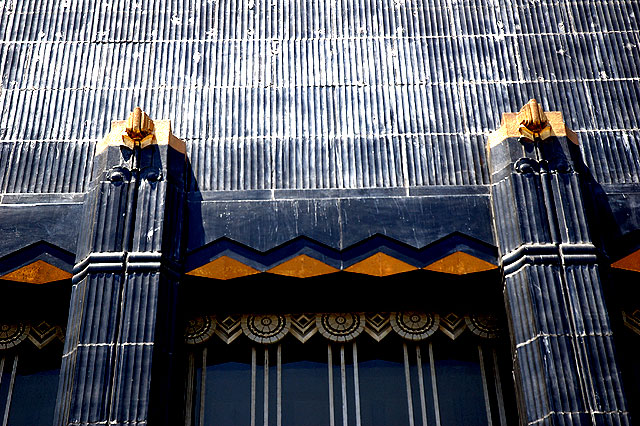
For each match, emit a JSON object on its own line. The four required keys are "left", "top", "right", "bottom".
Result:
{"left": 54, "top": 109, "right": 187, "bottom": 426}
{"left": 488, "top": 100, "right": 630, "bottom": 425}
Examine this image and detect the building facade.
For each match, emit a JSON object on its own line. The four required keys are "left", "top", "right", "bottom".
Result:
{"left": 0, "top": 0, "right": 639, "bottom": 425}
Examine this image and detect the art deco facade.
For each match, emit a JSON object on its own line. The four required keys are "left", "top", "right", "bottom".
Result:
{"left": 0, "top": 0, "right": 639, "bottom": 425}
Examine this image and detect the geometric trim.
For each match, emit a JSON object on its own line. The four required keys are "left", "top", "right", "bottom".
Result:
{"left": 390, "top": 312, "right": 439, "bottom": 341}
{"left": 424, "top": 251, "right": 497, "bottom": 275}
{"left": 26, "top": 321, "right": 65, "bottom": 349}
{"left": 185, "top": 312, "right": 501, "bottom": 345}
{"left": 364, "top": 313, "right": 392, "bottom": 342}
{"left": 242, "top": 314, "right": 291, "bottom": 344}
{"left": 317, "top": 313, "right": 366, "bottom": 342}
{"left": 0, "top": 260, "right": 72, "bottom": 284}
{"left": 623, "top": 310, "right": 640, "bottom": 336}
{"left": 0, "top": 321, "right": 66, "bottom": 350}
{"left": 612, "top": 250, "right": 640, "bottom": 272}
{"left": 439, "top": 312, "right": 467, "bottom": 340}
{"left": 465, "top": 314, "right": 501, "bottom": 339}
{"left": 290, "top": 314, "right": 318, "bottom": 343}
{"left": 214, "top": 315, "right": 243, "bottom": 344}
{"left": 185, "top": 233, "right": 499, "bottom": 279}
{"left": 0, "top": 323, "right": 30, "bottom": 350}
{"left": 185, "top": 316, "right": 216, "bottom": 344}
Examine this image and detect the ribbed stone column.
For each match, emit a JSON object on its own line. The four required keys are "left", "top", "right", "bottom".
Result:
{"left": 54, "top": 109, "right": 187, "bottom": 426}
{"left": 489, "top": 101, "right": 630, "bottom": 425}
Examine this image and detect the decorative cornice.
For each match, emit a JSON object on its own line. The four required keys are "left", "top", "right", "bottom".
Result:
{"left": 184, "top": 312, "right": 502, "bottom": 345}
{"left": 95, "top": 107, "right": 186, "bottom": 155}
{"left": 185, "top": 250, "right": 497, "bottom": 279}
{"left": 0, "top": 321, "right": 65, "bottom": 350}
{"left": 488, "top": 99, "right": 578, "bottom": 148}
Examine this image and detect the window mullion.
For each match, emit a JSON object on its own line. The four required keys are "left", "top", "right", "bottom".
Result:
{"left": 277, "top": 344, "right": 282, "bottom": 426}
{"left": 492, "top": 348, "right": 508, "bottom": 426}
{"left": 402, "top": 342, "right": 415, "bottom": 426}
{"left": 1, "top": 355, "right": 18, "bottom": 426}
{"left": 428, "top": 342, "right": 441, "bottom": 426}
{"left": 198, "top": 348, "right": 207, "bottom": 426}
{"left": 264, "top": 347, "right": 269, "bottom": 426}
{"left": 352, "top": 341, "right": 361, "bottom": 426}
{"left": 478, "top": 345, "right": 494, "bottom": 426}
{"left": 184, "top": 352, "right": 196, "bottom": 426}
{"left": 328, "top": 344, "right": 336, "bottom": 426}
{"left": 251, "top": 346, "right": 257, "bottom": 426}
{"left": 340, "top": 344, "right": 348, "bottom": 426}
{"left": 415, "top": 345, "right": 428, "bottom": 426}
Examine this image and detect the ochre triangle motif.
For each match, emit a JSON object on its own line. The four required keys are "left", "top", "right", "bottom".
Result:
{"left": 612, "top": 250, "right": 640, "bottom": 273}
{"left": 345, "top": 252, "right": 417, "bottom": 277}
{"left": 186, "top": 256, "right": 260, "bottom": 280}
{"left": 424, "top": 251, "right": 497, "bottom": 275}
{"left": 0, "top": 260, "right": 72, "bottom": 284}
{"left": 268, "top": 255, "right": 338, "bottom": 278}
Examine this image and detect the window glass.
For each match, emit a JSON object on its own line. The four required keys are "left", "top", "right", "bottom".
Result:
{"left": 189, "top": 331, "right": 506, "bottom": 426}
{"left": 358, "top": 336, "right": 408, "bottom": 426}
{"left": 0, "top": 344, "right": 62, "bottom": 426}
{"left": 434, "top": 337, "right": 488, "bottom": 426}
{"left": 281, "top": 337, "right": 330, "bottom": 426}
{"left": 197, "top": 340, "right": 252, "bottom": 426}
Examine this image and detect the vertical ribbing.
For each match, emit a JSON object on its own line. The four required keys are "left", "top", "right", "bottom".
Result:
{"left": 0, "top": 141, "right": 95, "bottom": 194}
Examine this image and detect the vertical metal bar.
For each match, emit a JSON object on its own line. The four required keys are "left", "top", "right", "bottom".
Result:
{"left": 251, "top": 347, "right": 257, "bottom": 426}
{"left": 416, "top": 346, "right": 428, "bottom": 426}
{"left": 478, "top": 346, "right": 493, "bottom": 426}
{"left": 185, "top": 352, "right": 196, "bottom": 426}
{"left": 328, "top": 344, "right": 335, "bottom": 426}
{"left": 352, "top": 342, "right": 361, "bottom": 426}
{"left": 0, "top": 357, "right": 4, "bottom": 388}
{"left": 264, "top": 347, "right": 269, "bottom": 426}
{"left": 0, "top": 358, "right": 3, "bottom": 423}
{"left": 428, "top": 343, "right": 441, "bottom": 426}
{"left": 2, "top": 355, "right": 18, "bottom": 426}
{"left": 403, "top": 343, "right": 415, "bottom": 426}
{"left": 340, "top": 345, "right": 348, "bottom": 426}
{"left": 277, "top": 344, "right": 282, "bottom": 426}
{"left": 492, "top": 349, "right": 508, "bottom": 426}
{"left": 199, "top": 348, "right": 207, "bottom": 426}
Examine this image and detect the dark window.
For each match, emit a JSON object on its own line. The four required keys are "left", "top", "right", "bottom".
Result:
{"left": 185, "top": 319, "right": 512, "bottom": 426}
{"left": 0, "top": 344, "right": 62, "bottom": 426}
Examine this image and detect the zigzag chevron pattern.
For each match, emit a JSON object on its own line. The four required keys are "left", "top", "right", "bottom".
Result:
{"left": 185, "top": 234, "right": 498, "bottom": 279}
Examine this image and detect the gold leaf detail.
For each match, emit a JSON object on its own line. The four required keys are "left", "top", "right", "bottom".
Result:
{"left": 268, "top": 255, "right": 338, "bottom": 278}
{"left": 0, "top": 260, "right": 72, "bottom": 284}
{"left": 424, "top": 251, "right": 497, "bottom": 275}
{"left": 345, "top": 253, "right": 417, "bottom": 277}
{"left": 186, "top": 256, "right": 260, "bottom": 280}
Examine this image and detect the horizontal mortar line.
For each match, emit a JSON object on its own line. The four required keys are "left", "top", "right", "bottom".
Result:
{"left": 0, "top": 139, "right": 100, "bottom": 143}
{"left": 67, "top": 422, "right": 109, "bottom": 426}
{"left": 3, "top": 77, "right": 640, "bottom": 91}
{"left": 2, "top": 128, "right": 638, "bottom": 146}
{"left": 528, "top": 410, "right": 629, "bottom": 426}
{"left": 4, "top": 0, "right": 637, "bottom": 14}
{"left": 1, "top": 30, "right": 639, "bottom": 44}
{"left": 0, "top": 201, "right": 83, "bottom": 206}
{"left": 575, "top": 128, "right": 640, "bottom": 132}
{"left": 515, "top": 331, "right": 614, "bottom": 349}
{"left": 186, "top": 132, "right": 489, "bottom": 138}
